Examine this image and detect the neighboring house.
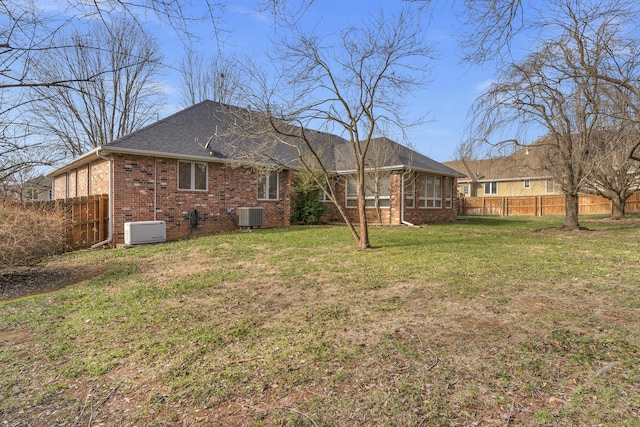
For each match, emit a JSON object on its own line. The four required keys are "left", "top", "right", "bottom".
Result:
{"left": 444, "top": 144, "right": 561, "bottom": 198}
{"left": 47, "top": 101, "right": 461, "bottom": 246}
{"left": 1, "top": 175, "right": 53, "bottom": 202}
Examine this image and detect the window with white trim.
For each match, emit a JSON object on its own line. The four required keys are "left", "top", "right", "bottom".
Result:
{"left": 444, "top": 177, "right": 453, "bottom": 208}
{"left": 346, "top": 175, "right": 390, "bottom": 208}
{"left": 523, "top": 179, "right": 530, "bottom": 188}
{"left": 545, "top": 179, "right": 554, "bottom": 194}
{"left": 258, "top": 170, "right": 279, "bottom": 200}
{"left": 484, "top": 181, "right": 497, "bottom": 195}
{"left": 319, "top": 188, "right": 330, "bottom": 202}
{"left": 404, "top": 174, "right": 415, "bottom": 209}
{"left": 318, "top": 178, "right": 334, "bottom": 202}
{"left": 178, "top": 161, "right": 207, "bottom": 190}
{"left": 418, "top": 175, "right": 442, "bottom": 208}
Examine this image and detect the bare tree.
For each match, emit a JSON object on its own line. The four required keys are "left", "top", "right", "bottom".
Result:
{"left": 470, "top": 2, "right": 627, "bottom": 229}
{"left": 1, "top": 0, "right": 225, "bottom": 181}
{"left": 235, "top": 8, "right": 433, "bottom": 249}
{"left": 587, "top": 90, "right": 640, "bottom": 219}
{"left": 179, "top": 49, "right": 245, "bottom": 107}
{"left": 28, "top": 18, "right": 163, "bottom": 156}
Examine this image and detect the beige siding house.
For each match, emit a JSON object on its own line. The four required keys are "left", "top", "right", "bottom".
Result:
{"left": 444, "top": 145, "right": 562, "bottom": 198}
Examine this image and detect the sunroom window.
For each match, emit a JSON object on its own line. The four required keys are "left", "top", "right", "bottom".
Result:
{"left": 418, "top": 175, "right": 442, "bottom": 208}
{"left": 346, "top": 175, "right": 390, "bottom": 208}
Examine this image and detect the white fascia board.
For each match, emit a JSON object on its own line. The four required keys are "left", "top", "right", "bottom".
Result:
{"left": 45, "top": 147, "right": 101, "bottom": 178}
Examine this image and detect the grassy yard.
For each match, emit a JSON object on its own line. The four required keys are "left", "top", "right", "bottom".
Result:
{"left": 1, "top": 216, "right": 639, "bottom": 426}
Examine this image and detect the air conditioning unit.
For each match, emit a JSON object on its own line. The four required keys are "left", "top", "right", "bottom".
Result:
{"left": 124, "top": 221, "right": 166, "bottom": 245}
{"left": 237, "top": 207, "right": 264, "bottom": 228}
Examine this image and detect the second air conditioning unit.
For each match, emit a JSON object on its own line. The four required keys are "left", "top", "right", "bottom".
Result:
{"left": 237, "top": 207, "right": 264, "bottom": 228}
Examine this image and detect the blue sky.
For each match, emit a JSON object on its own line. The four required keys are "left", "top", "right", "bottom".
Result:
{"left": 142, "top": 0, "right": 508, "bottom": 163}
{"left": 38, "top": 0, "right": 529, "bottom": 162}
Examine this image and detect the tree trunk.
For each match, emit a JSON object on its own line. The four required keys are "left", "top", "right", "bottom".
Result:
{"left": 564, "top": 192, "right": 581, "bottom": 230}
{"left": 610, "top": 194, "right": 626, "bottom": 220}
{"left": 596, "top": 187, "right": 627, "bottom": 220}
{"left": 356, "top": 169, "right": 371, "bottom": 249}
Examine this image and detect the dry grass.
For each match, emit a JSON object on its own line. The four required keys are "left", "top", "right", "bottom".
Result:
{"left": 0, "top": 203, "right": 66, "bottom": 269}
{"left": 1, "top": 216, "right": 639, "bottom": 426}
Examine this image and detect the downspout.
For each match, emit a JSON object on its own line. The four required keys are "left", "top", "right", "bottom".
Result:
{"left": 153, "top": 158, "right": 157, "bottom": 221}
{"left": 91, "top": 148, "right": 113, "bottom": 249}
{"left": 400, "top": 171, "right": 415, "bottom": 227}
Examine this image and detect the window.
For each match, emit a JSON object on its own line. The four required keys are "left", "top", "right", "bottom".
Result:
{"left": 444, "top": 177, "right": 453, "bottom": 208}
{"left": 484, "top": 181, "right": 497, "bottom": 195}
{"left": 404, "top": 175, "right": 415, "bottom": 209}
{"left": 463, "top": 185, "right": 469, "bottom": 196}
{"left": 545, "top": 179, "right": 554, "bottom": 194}
{"left": 318, "top": 179, "right": 333, "bottom": 202}
{"left": 523, "top": 179, "right": 530, "bottom": 188}
{"left": 178, "top": 161, "right": 207, "bottom": 190}
{"left": 319, "top": 188, "right": 330, "bottom": 202}
{"left": 418, "top": 175, "right": 442, "bottom": 208}
{"left": 346, "top": 175, "right": 390, "bottom": 208}
{"left": 258, "top": 170, "right": 279, "bottom": 200}
{"left": 346, "top": 178, "right": 358, "bottom": 207}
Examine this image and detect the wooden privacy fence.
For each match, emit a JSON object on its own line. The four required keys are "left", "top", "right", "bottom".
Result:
{"left": 58, "top": 194, "right": 109, "bottom": 248}
{"left": 459, "top": 192, "right": 640, "bottom": 217}
{"left": 25, "top": 194, "right": 110, "bottom": 248}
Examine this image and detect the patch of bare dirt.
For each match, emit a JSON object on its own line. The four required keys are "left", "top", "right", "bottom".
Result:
{"left": 0, "top": 263, "right": 107, "bottom": 301}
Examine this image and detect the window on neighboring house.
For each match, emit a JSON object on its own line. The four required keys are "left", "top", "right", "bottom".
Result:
{"left": 418, "top": 175, "right": 442, "bottom": 208}
{"left": 404, "top": 174, "right": 415, "bottom": 208}
{"left": 463, "top": 185, "right": 469, "bottom": 195}
{"left": 523, "top": 179, "right": 530, "bottom": 188}
{"left": 258, "top": 170, "right": 279, "bottom": 200}
{"left": 545, "top": 179, "right": 554, "bottom": 194}
{"left": 444, "top": 177, "right": 453, "bottom": 208}
{"left": 346, "top": 175, "right": 391, "bottom": 208}
{"left": 178, "top": 161, "right": 208, "bottom": 190}
{"left": 484, "top": 181, "right": 497, "bottom": 195}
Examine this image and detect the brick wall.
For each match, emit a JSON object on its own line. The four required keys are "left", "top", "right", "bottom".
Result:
{"left": 52, "top": 159, "right": 110, "bottom": 199}
{"left": 54, "top": 152, "right": 455, "bottom": 246}
{"left": 110, "top": 154, "right": 292, "bottom": 245}
{"left": 321, "top": 172, "right": 457, "bottom": 225}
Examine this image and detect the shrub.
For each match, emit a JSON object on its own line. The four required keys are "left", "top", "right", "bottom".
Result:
{"left": 290, "top": 176, "right": 327, "bottom": 225}
{"left": 0, "top": 203, "right": 66, "bottom": 269}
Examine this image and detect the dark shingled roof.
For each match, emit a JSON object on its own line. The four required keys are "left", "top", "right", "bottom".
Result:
{"left": 54, "top": 100, "right": 460, "bottom": 176}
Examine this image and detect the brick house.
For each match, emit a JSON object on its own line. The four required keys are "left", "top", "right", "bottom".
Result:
{"left": 47, "top": 101, "right": 461, "bottom": 246}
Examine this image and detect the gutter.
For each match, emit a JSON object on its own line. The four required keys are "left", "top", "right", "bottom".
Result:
{"left": 91, "top": 147, "right": 113, "bottom": 249}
